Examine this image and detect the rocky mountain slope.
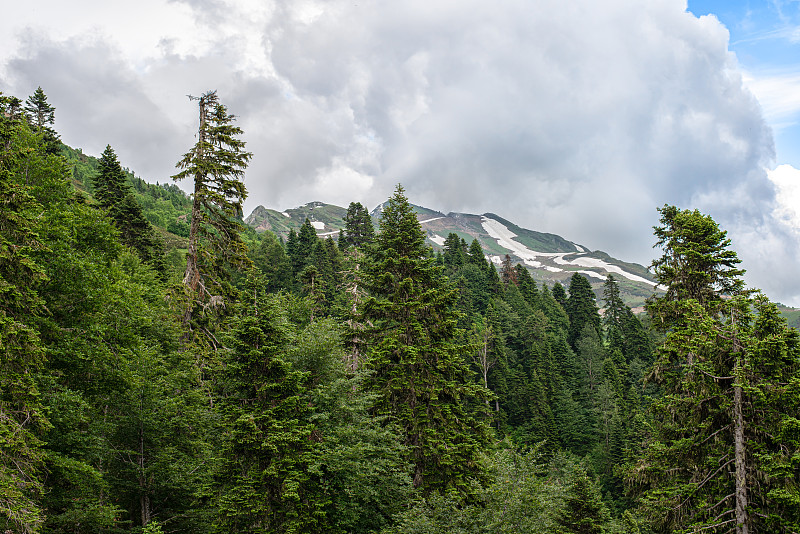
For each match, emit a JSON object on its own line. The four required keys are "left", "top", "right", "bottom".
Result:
{"left": 245, "top": 201, "right": 658, "bottom": 306}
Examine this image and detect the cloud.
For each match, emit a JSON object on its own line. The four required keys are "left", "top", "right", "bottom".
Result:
{"left": 744, "top": 69, "right": 800, "bottom": 127}
{"left": 5, "top": 34, "right": 185, "bottom": 180}
{"left": 3, "top": 0, "right": 800, "bottom": 304}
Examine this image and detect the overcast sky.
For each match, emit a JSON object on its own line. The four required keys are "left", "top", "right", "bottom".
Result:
{"left": 3, "top": 0, "right": 800, "bottom": 305}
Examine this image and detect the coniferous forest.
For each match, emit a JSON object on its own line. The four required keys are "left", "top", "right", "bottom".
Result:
{"left": 2, "top": 88, "right": 799, "bottom": 534}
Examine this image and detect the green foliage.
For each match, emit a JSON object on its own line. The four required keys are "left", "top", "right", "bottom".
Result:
{"left": 648, "top": 205, "right": 746, "bottom": 325}
{"left": 340, "top": 201, "right": 375, "bottom": 250}
{"left": 360, "top": 185, "right": 492, "bottom": 496}
{"left": 172, "top": 90, "right": 252, "bottom": 323}
{"left": 24, "top": 87, "right": 60, "bottom": 154}
{"left": 384, "top": 449, "right": 605, "bottom": 534}
{"left": 632, "top": 206, "right": 800, "bottom": 533}
{"left": 214, "top": 289, "right": 322, "bottom": 533}
{"left": 0, "top": 93, "right": 49, "bottom": 534}
{"left": 93, "top": 145, "right": 166, "bottom": 271}
{"left": 567, "top": 273, "right": 601, "bottom": 349}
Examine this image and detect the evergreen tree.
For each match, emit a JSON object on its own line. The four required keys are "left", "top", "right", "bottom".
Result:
{"left": 602, "top": 275, "right": 651, "bottom": 363}
{"left": 467, "top": 239, "right": 485, "bottom": 266}
{"left": 23, "top": 87, "right": 55, "bottom": 130}
{"left": 215, "top": 287, "right": 322, "bottom": 533}
{"left": 340, "top": 202, "right": 374, "bottom": 249}
{"left": 359, "top": 185, "right": 491, "bottom": 495}
{"left": 251, "top": 231, "right": 292, "bottom": 292}
{"left": 556, "top": 468, "right": 610, "bottom": 534}
{"left": 632, "top": 207, "right": 800, "bottom": 534}
{"left": 648, "top": 204, "right": 746, "bottom": 325}
{"left": 93, "top": 145, "right": 165, "bottom": 271}
{"left": 514, "top": 264, "right": 539, "bottom": 307}
{"left": 442, "top": 233, "right": 467, "bottom": 268}
{"left": 172, "top": 91, "right": 252, "bottom": 325}
{"left": 23, "top": 87, "right": 60, "bottom": 154}
{"left": 500, "top": 254, "right": 517, "bottom": 286}
{"left": 552, "top": 281, "right": 567, "bottom": 310}
{"left": 0, "top": 95, "right": 48, "bottom": 534}
{"left": 566, "top": 273, "right": 601, "bottom": 349}
{"left": 288, "top": 219, "right": 318, "bottom": 279}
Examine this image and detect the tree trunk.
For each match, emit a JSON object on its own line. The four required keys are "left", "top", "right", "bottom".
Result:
{"left": 730, "top": 310, "right": 749, "bottom": 534}
{"left": 733, "top": 377, "right": 748, "bottom": 534}
{"left": 182, "top": 96, "right": 208, "bottom": 325}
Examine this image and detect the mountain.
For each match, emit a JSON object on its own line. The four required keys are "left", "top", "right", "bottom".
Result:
{"left": 244, "top": 201, "right": 347, "bottom": 237}
{"left": 245, "top": 201, "right": 658, "bottom": 306}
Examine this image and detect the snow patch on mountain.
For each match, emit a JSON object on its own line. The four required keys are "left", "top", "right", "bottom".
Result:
{"left": 429, "top": 234, "right": 446, "bottom": 246}
{"left": 419, "top": 217, "right": 445, "bottom": 225}
{"left": 482, "top": 216, "right": 656, "bottom": 286}
{"left": 311, "top": 221, "right": 325, "bottom": 230}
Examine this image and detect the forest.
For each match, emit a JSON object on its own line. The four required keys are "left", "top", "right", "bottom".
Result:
{"left": 2, "top": 88, "right": 799, "bottom": 534}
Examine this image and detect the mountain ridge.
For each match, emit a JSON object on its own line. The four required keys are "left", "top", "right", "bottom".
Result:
{"left": 245, "top": 201, "right": 658, "bottom": 306}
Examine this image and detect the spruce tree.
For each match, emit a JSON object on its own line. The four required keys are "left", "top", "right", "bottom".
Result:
{"left": 359, "top": 185, "right": 491, "bottom": 495}
{"left": 172, "top": 91, "right": 252, "bottom": 325}
{"left": 93, "top": 145, "right": 165, "bottom": 271}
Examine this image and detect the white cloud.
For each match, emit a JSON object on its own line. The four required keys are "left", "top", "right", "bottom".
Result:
{"left": 3, "top": 0, "right": 800, "bottom": 304}
{"left": 743, "top": 69, "right": 800, "bottom": 127}
{"left": 769, "top": 164, "right": 800, "bottom": 231}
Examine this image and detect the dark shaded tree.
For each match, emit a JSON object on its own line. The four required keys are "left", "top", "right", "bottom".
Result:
{"left": 93, "top": 145, "right": 165, "bottom": 271}
{"left": 566, "top": 273, "right": 601, "bottom": 349}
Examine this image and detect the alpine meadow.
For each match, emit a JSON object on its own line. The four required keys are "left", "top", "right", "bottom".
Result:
{"left": 2, "top": 85, "right": 800, "bottom": 534}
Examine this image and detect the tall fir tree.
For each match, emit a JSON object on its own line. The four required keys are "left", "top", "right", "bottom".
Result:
{"left": 566, "top": 273, "right": 601, "bottom": 349}
{"left": 359, "top": 185, "right": 491, "bottom": 495}
{"left": 23, "top": 87, "right": 60, "bottom": 154}
{"left": 172, "top": 91, "right": 252, "bottom": 325}
{"left": 214, "top": 286, "right": 322, "bottom": 533}
{"left": 633, "top": 206, "right": 800, "bottom": 534}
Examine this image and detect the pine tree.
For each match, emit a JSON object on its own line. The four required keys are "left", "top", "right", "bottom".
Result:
{"left": 359, "top": 185, "right": 491, "bottom": 495}
{"left": 172, "top": 91, "right": 252, "bottom": 325}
